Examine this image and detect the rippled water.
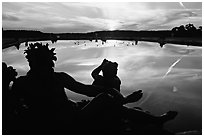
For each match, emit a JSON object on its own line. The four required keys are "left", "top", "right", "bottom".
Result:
{"left": 2, "top": 40, "right": 202, "bottom": 132}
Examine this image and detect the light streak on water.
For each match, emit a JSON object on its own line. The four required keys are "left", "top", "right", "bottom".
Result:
{"left": 162, "top": 56, "right": 183, "bottom": 79}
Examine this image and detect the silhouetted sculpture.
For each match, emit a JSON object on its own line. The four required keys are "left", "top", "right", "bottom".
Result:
{"left": 91, "top": 59, "right": 178, "bottom": 134}
{"left": 9, "top": 42, "right": 105, "bottom": 134}
{"left": 135, "top": 40, "right": 138, "bottom": 45}
{"left": 91, "top": 59, "right": 143, "bottom": 104}
{"left": 92, "top": 59, "right": 121, "bottom": 91}
{"left": 2, "top": 62, "right": 18, "bottom": 134}
{"left": 25, "top": 41, "right": 28, "bottom": 47}
{"left": 15, "top": 42, "right": 20, "bottom": 50}
{"left": 2, "top": 62, "right": 17, "bottom": 91}
{"left": 9, "top": 42, "right": 178, "bottom": 135}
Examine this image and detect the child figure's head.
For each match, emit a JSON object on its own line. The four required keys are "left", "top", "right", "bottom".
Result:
{"left": 102, "top": 61, "right": 118, "bottom": 78}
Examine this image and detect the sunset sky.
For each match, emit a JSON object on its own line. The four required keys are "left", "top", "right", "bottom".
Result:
{"left": 2, "top": 2, "right": 202, "bottom": 32}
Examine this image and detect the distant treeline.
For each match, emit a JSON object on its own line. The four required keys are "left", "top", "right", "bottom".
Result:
{"left": 2, "top": 23, "right": 202, "bottom": 39}
{"left": 171, "top": 24, "right": 202, "bottom": 37}
{"left": 2, "top": 30, "right": 50, "bottom": 39}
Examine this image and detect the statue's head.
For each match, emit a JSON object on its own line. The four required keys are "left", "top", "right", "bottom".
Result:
{"left": 102, "top": 61, "right": 118, "bottom": 78}
{"left": 24, "top": 42, "right": 57, "bottom": 72}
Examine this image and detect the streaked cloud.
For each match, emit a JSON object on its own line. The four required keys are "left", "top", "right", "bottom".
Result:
{"left": 2, "top": 2, "right": 202, "bottom": 32}
{"left": 2, "top": 13, "right": 21, "bottom": 21}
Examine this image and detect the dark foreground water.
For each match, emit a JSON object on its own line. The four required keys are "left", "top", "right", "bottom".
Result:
{"left": 2, "top": 40, "right": 202, "bottom": 133}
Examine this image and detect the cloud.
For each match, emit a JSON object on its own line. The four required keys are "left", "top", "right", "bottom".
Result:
{"left": 60, "top": 3, "right": 104, "bottom": 19}
{"left": 162, "top": 9, "right": 199, "bottom": 24}
{"left": 41, "top": 24, "right": 98, "bottom": 33}
{"left": 130, "top": 9, "right": 201, "bottom": 30}
{"left": 2, "top": 13, "right": 20, "bottom": 21}
{"left": 2, "top": 2, "right": 202, "bottom": 32}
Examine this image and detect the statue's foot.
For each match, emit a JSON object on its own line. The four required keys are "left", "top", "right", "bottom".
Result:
{"left": 156, "top": 111, "right": 178, "bottom": 128}
{"left": 160, "top": 111, "right": 178, "bottom": 123}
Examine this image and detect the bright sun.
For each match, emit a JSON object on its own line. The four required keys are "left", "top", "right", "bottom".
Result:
{"left": 107, "top": 21, "right": 119, "bottom": 31}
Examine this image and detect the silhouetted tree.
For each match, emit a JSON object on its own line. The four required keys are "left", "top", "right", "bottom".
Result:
{"left": 179, "top": 25, "right": 186, "bottom": 31}
{"left": 185, "top": 23, "right": 197, "bottom": 32}
{"left": 171, "top": 24, "right": 202, "bottom": 37}
{"left": 198, "top": 26, "right": 202, "bottom": 31}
